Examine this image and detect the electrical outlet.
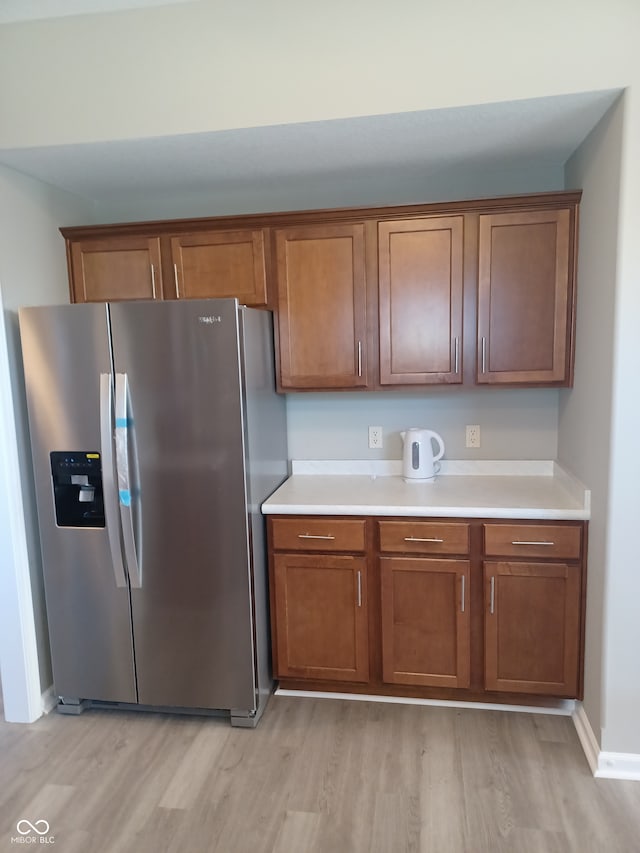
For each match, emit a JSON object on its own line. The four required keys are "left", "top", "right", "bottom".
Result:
{"left": 368, "top": 426, "right": 383, "bottom": 449}
{"left": 466, "top": 424, "right": 481, "bottom": 448}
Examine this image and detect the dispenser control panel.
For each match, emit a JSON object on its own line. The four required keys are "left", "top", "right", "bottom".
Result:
{"left": 50, "top": 452, "right": 105, "bottom": 528}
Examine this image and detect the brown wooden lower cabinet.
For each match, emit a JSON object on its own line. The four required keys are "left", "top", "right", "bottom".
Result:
{"left": 484, "top": 560, "right": 581, "bottom": 697}
{"left": 380, "top": 557, "right": 470, "bottom": 688}
{"left": 268, "top": 515, "right": 587, "bottom": 703}
{"left": 271, "top": 552, "right": 369, "bottom": 682}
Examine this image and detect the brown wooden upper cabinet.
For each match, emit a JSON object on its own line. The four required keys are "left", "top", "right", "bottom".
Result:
{"left": 62, "top": 191, "right": 580, "bottom": 389}
{"left": 274, "top": 222, "right": 369, "bottom": 390}
{"left": 68, "top": 234, "right": 163, "bottom": 302}
{"left": 378, "top": 216, "right": 464, "bottom": 385}
{"left": 271, "top": 193, "right": 578, "bottom": 391}
{"left": 64, "top": 226, "right": 270, "bottom": 307}
{"left": 170, "top": 229, "right": 268, "bottom": 305}
{"left": 476, "top": 208, "right": 576, "bottom": 385}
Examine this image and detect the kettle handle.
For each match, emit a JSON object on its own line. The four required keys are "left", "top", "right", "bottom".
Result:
{"left": 428, "top": 431, "right": 445, "bottom": 462}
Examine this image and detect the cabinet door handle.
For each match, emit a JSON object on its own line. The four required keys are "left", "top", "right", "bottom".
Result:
{"left": 454, "top": 336, "right": 460, "bottom": 374}
{"left": 297, "top": 533, "right": 336, "bottom": 540}
{"left": 511, "top": 540, "right": 555, "bottom": 547}
{"left": 489, "top": 576, "right": 495, "bottom": 614}
{"left": 174, "top": 263, "right": 181, "bottom": 298}
{"left": 460, "top": 573, "right": 465, "bottom": 613}
{"left": 403, "top": 536, "right": 444, "bottom": 543}
{"left": 481, "top": 336, "right": 487, "bottom": 374}
{"left": 357, "top": 341, "right": 362, "bottom": 377}
{"left": 150, "top": 264, "right": 157, "bottom": 299}
{"left": 356, "top": 570, "right": 362, "bottom": 607}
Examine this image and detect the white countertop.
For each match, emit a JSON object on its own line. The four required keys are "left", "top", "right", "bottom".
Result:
{"left": 261, "top": 460, "right": 590, "bottom": 520}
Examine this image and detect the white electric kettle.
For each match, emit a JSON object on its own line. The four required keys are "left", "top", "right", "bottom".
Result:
{"left": 400, "top": 428, "right": 445, "bottom": 482}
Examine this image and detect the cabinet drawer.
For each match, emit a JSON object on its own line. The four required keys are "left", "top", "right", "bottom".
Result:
{"left": 483, "top": 523, "right": 582, "bottom": 560}
{"left": 271, "top": 518, "right": 367, "bottom": 553}
{"left": 378, "top": 521, "right": 470, "bottom": 555}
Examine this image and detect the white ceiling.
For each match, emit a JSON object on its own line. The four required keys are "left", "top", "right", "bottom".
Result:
{"left": 0, "top": 89, "right": 621, "bottom": 206}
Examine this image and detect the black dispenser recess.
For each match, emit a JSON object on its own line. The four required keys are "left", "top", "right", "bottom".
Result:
{"left": 50, "top": 452, "right": 105, "bottom": 528}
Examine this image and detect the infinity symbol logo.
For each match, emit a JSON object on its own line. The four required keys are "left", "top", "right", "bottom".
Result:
{"left": 16, "top": 819, "right": 50, "bottom": 836}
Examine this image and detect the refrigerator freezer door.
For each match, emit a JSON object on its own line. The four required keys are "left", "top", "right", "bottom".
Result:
{"left": 109, "top": 299, "right": 256, "bottom": 711}
{"left": 19, "top": 304, "right": 137, "bottom": 703}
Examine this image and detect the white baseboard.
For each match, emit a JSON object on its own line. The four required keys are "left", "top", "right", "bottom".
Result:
{"left": 596, "top": 751, "right": 640, "bottom": 780}
{"left": 572, "top": 702, "right": 640, "bottom": 780}
{"left": 572, "top": 702, "right": 600, "bottom": 774}
{"left": 275, "top": 687, "right": 576, "bottom": 716}
{"left": 41, "top": 685, "right": 57, "bottom": 715}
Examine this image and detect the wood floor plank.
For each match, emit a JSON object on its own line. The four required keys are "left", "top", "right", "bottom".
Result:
{"left": 490, "top": 712, "right": 565, "bottom": 834}
{"left": 2, "top": 694, "right": 640, "bottom": 853}
{"left": 54, "top": 712, "right": 197, "bottom": 845}
{"left": 271, "top": 810, "right": 322, "bottom": 853}
{"left": 158, "top": 719, "right": 229, "bottom": 810}
{"left": 16, "top": 782, "right": 76, "bottom": 829}
{"left": 419, "top": 708, "right": 467, "bottom": 852}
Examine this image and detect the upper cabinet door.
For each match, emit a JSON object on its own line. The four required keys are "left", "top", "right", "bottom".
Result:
{"left": 476, "top": 208, "right": 576, "bottom": 385}
{"left": 378, "top": 216, "right": 464, "bottom": 385}
{"left": 69, "top": 235, "right": 163, "bottom": 302}
{"left": 275, "top": 223, "right": 369, "bottom": 390}
{"left": 170, "top": 229, "right": 268, "bottom": 306}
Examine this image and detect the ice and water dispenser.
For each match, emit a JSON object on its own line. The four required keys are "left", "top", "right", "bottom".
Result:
{"left": 50, "top": 452, "right": 105, "bottom": 528}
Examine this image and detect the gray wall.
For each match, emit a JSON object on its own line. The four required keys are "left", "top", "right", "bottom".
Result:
{"left": 590, "top": 87, "right": 640, "bottom": 754}
{"left": 92, "top": 165, "right": 565, "bottom": 224}
{"left": 287, "top": 390, "right": 559, "bottom": 462}
{"left": 560, "top": 99, "right": 624, "bottom": 744}
{"left": 0, "top": 164, "right": 92, "bottom": 691}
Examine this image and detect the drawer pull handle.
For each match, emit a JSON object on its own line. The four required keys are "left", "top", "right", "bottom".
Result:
{"left": 174, "top": 263, "right": 181, "bottom": 298}
{"left": 511, "top": 540, "right": 555, "bottom": 546}
{"left": 297, "top": 533, "right": 336, "bottom": 540}
{"left": 490, "top": 576, "right": 495, "bottom": 615}
{"left": 357, "top": 570, "right": 362, "bottom": 607}
{"left": 461, "top": 574, "right": 465, "bottom": 613}
{"left": 404, "top": 536, "right": 444, "bottom": 543}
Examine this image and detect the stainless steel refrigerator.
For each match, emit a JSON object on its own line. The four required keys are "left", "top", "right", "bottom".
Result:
{"left": 19, "top": 298, "right": 287, "bottom": 727}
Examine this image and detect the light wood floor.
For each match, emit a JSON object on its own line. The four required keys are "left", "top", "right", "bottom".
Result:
{"left": 1, "top": 694, "right": 640, "bottom": 852}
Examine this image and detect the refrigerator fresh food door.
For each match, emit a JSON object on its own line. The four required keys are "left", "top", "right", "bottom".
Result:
{"left": 19, "top": 303, "right": 137, "bottom": 703}
{"left": 108, "top": 299, "right": 256, "bottom": 711}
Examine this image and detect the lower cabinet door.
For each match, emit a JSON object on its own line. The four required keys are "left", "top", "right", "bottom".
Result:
{"left": 484, "top": 561, "right": 581, "bottom": 696}
{"left": 380, "top": 557, "right": 470, "bottom": 688}
{"left": 272, "top": 553, "right": 369, "bottom": 682}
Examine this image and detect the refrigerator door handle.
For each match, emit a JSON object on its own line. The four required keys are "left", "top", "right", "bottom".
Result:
{"left": 115, "top": 372, "right": 142, "bottom": 589}
{"left": 100, "top": 373, "right": 128, "bottom": 588}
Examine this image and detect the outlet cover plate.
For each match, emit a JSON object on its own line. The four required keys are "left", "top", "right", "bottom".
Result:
{"left": 368, "top": 426, "right": 383, "bottom": 449}
{"left": 466, "top": 425, "right": 481, "bottom": 448}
